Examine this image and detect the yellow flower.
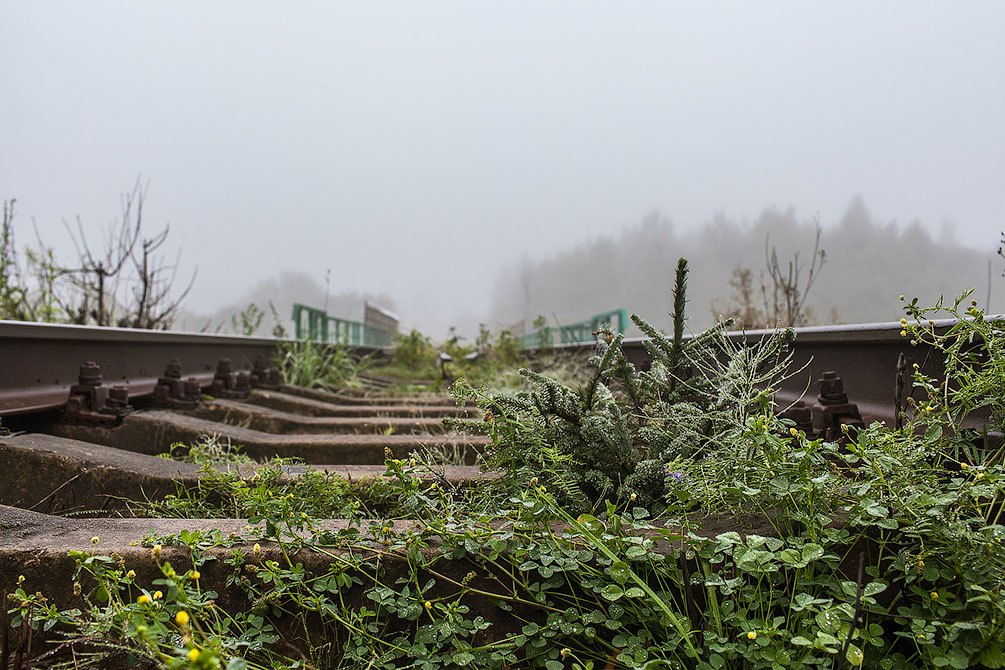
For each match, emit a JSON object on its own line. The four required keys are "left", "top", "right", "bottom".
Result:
{"left": 900, "top": 330, "right": 907, "bottom": 337}
{"left": 176, "top": 610, "right": 190, "bottom": 627}
{"left": 900, "top": 318, "right": 907, "bottom": 326}
{"left": 976, "top": 471, "right": 986, "bottom": 480}
{"left": 930, "top": 591, "right": 938, "bottom": 599}
{"left": 126, "top": 570, "right": 136, "bottom": 580}
{"left": 129, "top": 541, "right": 138, "bottom": 546}
{"left": 789, "top": 427, "right": 799, "bottom": 438}
{"left": 961, "top": 462, "right": 970, "bottom": 470}
{"left": 899, "top": 295, "right": 905, "bottom": 301}
{"left": 188, "top": 570, "right": 201, "bottom": 580}
{"left": 17, "top": 575, "right": 25, "bottom": 585}
{"left": 153, "top": 590, "right": 163, "bottom": 600}
{"left": 152, "top": 544, "right": 162, "bottom": 561}
{"left": 91, "top": 536, "right": 100, "bottom": 545}
{"left": 253, "top": 543, "right": 262, "bottom": 557}
{"left": 424, "top": 601, "right": 432, "bottom": 609}
{"left": 137, "top": 594, "right": 151, "bottom": 605}
{"left": 747, "top": 631, "right": 757, "bottom": 640}
{"left": 188, "top": 647, "right": 200, "bottom": 662}
{"left": 560, "top": 648, "right": 571, "bottom": 658}
{"left": 629, "top": 493, "right": 637, "bottom": 502}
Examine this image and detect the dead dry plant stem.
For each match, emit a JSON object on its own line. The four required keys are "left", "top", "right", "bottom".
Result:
{"left": 762, "top": 220, "right": 826, "bottom": 327}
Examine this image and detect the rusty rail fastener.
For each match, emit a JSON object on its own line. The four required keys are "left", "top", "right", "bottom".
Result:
{"left": 250, "top": 355, "right": 281, "bottom": 390}
{"left": 153, "top": 358, "right": 202, "bottom": 409}
{"left": 63, "top": 361, "right": 133, "bottom": 425}
{"left": 210, "top": 358, "right": 251, "bottom": 399}
{"left": 811, "top": 371, "right": 864, "bottom": 441}
{"left": 779, "top": 399, "right": 814, "bottom": 434}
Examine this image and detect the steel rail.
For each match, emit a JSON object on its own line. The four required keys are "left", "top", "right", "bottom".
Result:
{"left": 0, "top": 321, "right": 382, "bottom": 416}
{"left": 536, "top": 316, "right": 999, "bottom": 426}
{"left": 0, "top": 316, "right": 993, "bottom": 425}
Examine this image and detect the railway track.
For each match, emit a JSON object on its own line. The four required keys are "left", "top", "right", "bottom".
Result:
{"left": 0, "top": 317, "right": 979, "bottom": 666}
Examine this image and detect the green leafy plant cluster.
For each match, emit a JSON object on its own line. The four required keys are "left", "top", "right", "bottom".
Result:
{"left": 450, "top": 259, "right": 797, "bottom": 513}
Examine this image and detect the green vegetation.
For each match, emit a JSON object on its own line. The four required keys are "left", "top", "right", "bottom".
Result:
{"left": 9, "top": 270, "right": 1005, "bottom": 669}
{"left": 276, "top": 338, "right": 374, "bottom": 390}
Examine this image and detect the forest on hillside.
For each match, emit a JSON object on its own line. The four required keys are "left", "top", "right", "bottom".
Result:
{"left": 489, "top": 196, "right": 999, "bottom": 336}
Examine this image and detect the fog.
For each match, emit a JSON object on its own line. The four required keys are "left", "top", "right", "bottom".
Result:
{"left": 490, "top": 196, "right": 999, "bottom": 337}
{"left": 3, "top": 3, "right": 1004, "bottom": 338}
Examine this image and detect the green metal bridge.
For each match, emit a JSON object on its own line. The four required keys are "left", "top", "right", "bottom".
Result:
{"left": 517, "top": 309, "right": 629, "bottom": 349}
{"left": 291, "top": 304, "right": 395, "bottom": 347}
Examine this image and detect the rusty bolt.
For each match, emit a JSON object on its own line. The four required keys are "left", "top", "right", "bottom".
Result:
{"left": 163, "top": 359, "right": 182, "bottom": 379}
{"left": 107, "top": 385, "right": 129, "bottom": 406}
{"left": 817, "top": 371, "right": 848, "bottom": 404}
{"left": 78, "top": 361, "right": 103, "bottom": 387}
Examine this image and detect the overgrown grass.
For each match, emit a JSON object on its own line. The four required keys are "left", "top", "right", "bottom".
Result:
{"left": 276, "top": 338, "right": 375, "bottom": 390}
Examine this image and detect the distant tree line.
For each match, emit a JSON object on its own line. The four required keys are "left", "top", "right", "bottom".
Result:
{"left": 490, "top": 196, "right": 996, "bottom": 334}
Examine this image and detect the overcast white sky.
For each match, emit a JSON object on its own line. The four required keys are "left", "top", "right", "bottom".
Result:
{"left": 3, "top": 2, "right": 1004, "bottom": 333}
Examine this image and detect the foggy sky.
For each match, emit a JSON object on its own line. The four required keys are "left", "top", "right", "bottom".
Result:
{"left": 3, "top": 2, "right": 1004, "bottom": 336}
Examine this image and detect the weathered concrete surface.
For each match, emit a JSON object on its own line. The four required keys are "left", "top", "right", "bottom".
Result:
{"left": 184, "top": 398, "right": 450, "bottom": 435}
{"left": 0, "top": 433, "right": 201, "bottom": 514}
{"left": 0, "top": 505, "right": 426, "bottom": 613}
{"left": 0, "top": 505, "right": 781, "bottom": 617}
{"left": 246, "top": 388, "right": 474, "bottom": 418}
{"left": 0, "top": 434, "right": 490, "bottom": 514}
{"left": 42, "top": 411, "right": 488, "bottom": 464}
{"left": 277, "top": 384, "right": 467, "bottom": 407}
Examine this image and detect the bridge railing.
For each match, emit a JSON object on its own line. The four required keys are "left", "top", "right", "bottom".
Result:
{"left": 517, "top": 309, "right": 629, "bottom": 349}
{"left": 291, "top": 304, "right": 394, "bottom": 347}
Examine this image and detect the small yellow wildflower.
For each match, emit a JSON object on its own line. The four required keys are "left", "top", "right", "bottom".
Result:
{"left": 961, "top": 462, "right": 970, "bottom": 470}
{"left": 253, "top": 543, "right": 262, "bottom": 557}
{"left": 424, "top": 601, "right": 432, "bottom": 610}
{"left": 151, "top": 544, "right": 162, "bottom": 561}
{"left": 629, "top": 492, "right": 637, "bottom": 501}
{"left": 91, "top": 536, "right": 99, "bottom": 545}
{"left": 789, "top": 427, "right": 799, "bottom": 438}
{"left": 137, "top": 594, "right": 151, "bottom": 605}
{"left": 539, "top": 486, "right": 547, "bottom": 493}
{"left": 126, "top": 570, "right": 136, "bottom": 580}
{"left": 899, "top": 295, "right": 905, "bottom": 301}
{"left": 129, "top": 541, "right": 138, "bottom": 546}
{"left": 747, "top": 631, "right": 757, "bottom": 640}
{"left": 560, "top": 648, "right": 571, "bottom": 658}
{"left": 17, "top": 575, "right": 24, "bottom": 585}
{"left": 176, "top": 610, "right": 190, "bottom": 627}
{"left": 189, "top": 570, "right": 201, "bottom": 580}
{"left": 930, "top": 591, "right": 938, "bottom": 600}
{"left": 188, "top": 648, "right": 200, "bottom": 662}
{"left": 153, "top": 590, "right": 163, "bottom": 600}
{"left": 976, "top": 471, "right": 985, "bottom": 479}
{"left": 900, "top": 330, "right": 907, "bottom": 337}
